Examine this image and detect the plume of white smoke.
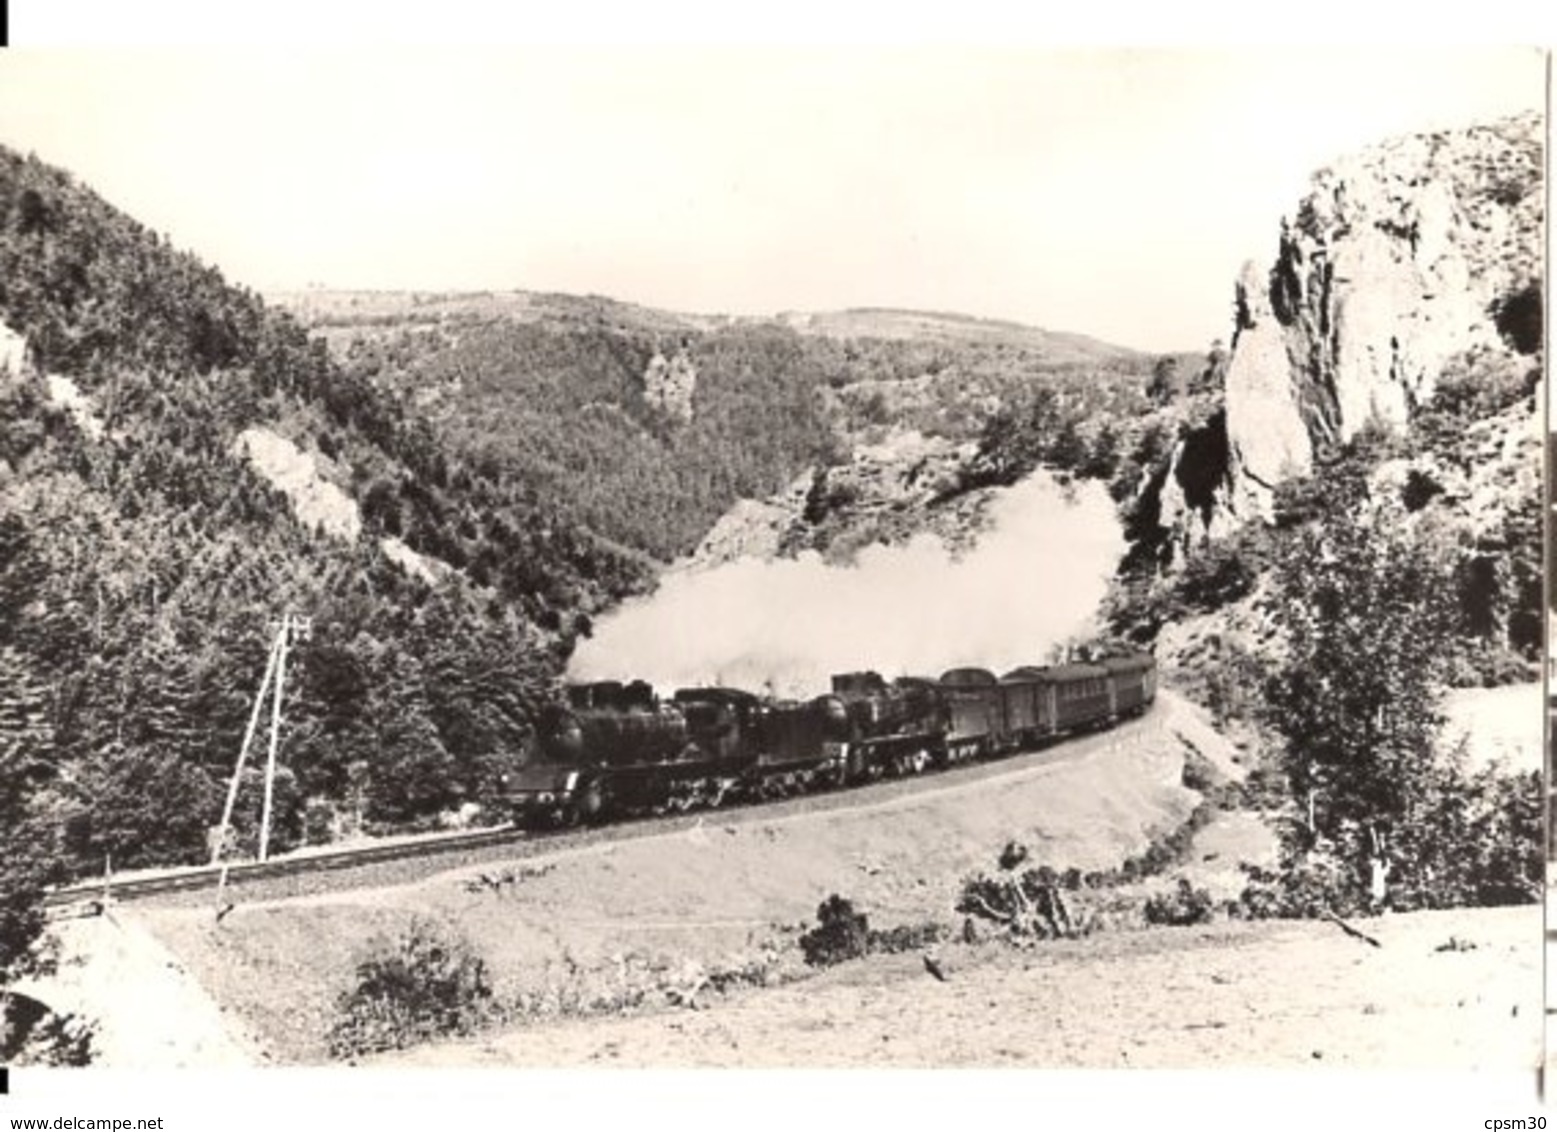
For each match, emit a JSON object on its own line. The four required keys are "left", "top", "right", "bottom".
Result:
{"left": 569, "top": 469, "right": 1124, "bottom": 697}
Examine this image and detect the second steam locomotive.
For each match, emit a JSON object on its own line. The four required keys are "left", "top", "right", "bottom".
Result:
{"left": 506, "top": 653, "right": 1156, "bottom": 827}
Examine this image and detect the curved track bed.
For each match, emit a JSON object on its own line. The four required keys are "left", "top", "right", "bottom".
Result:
{"left": 123, "top": 695, "right": 1235, "bottom": 1063}
{"left": 119, "top": 702, "right": 1170, "bottom": 912}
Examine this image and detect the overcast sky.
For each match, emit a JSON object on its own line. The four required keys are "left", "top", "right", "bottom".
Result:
{"left": 0, "top": 46, "right": 1545, "bottom": 353}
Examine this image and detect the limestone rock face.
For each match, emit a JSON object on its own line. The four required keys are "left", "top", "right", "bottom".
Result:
{"left": 1222, "top": 262, "right": 1315, "bottom": 515}
{"left": 682, "top": 430, "right": 993, "bottom": 569}
{"left": 1166, "top": 112, "right": 1544, "bottom": 530}
{"left": 0, "top": 320, "right": 26, "bottom": 377}
{"left": 233, "top": 426, "right": 362, "bottom": 542}
{"left": 643, "top": 345, "right": 697, "bottom": 421}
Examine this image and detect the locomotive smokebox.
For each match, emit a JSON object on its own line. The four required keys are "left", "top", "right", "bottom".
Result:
{"left": 813, "top": 694, "right": 853, "bottom": 740}
{"left": 538, "top": 706, "right": 587, "bottom": 762}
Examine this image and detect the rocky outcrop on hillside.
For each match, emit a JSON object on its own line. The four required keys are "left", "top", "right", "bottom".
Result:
{"left": 1145, "top": 113, "right": 1543, "bottom": 551}
{"left": 233, "top": 426, "right": 363, "bottom": 543}
{"left": 683, "top": 429, "right": 995, "bottom": 569}
{"left": 642, "top": 345, "right": 697, "bottom": 421}
{"left": 1122, "top": 113, "right": 1544, "bottom": 696}
{"left": 0, "top": 320, "right": 25, "bottom": 375}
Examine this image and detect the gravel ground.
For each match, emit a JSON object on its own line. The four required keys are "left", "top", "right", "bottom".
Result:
{"left": 377, "top": 904, "right": 1540, "bottom": 1070}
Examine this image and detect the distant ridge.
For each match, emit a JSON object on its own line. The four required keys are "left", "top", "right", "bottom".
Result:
{"left": 268, "top": 288, "right": 1144, "bottom": 363}
{"left": 774, "top": 307, "right": 1144, "bottom": 360}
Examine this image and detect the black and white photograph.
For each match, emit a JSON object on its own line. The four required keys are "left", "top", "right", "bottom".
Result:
{"left": 0, "top": 14, "right": 1549, "bottom": 1128}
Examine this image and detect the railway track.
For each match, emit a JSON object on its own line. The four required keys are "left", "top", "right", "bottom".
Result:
{"left": 44, "top": 824, "right": 528, "bottom": 910}
{"left": 44, "top": 706, "right": 1155, "bottom": 914}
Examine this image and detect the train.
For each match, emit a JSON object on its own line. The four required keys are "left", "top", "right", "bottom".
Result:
{"left": 504, "top": 652, "right": 1156, "bottom": 827}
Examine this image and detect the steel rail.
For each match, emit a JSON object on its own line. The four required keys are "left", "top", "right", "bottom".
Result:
{"left": 43, "top": 824, "right": 525, "bottom": 908}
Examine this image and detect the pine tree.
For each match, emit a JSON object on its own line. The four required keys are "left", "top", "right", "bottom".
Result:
{"left": 0, "top": 645, "right": 63, "bottom": 981}
{"left": 365, "top": 651, "right": 456, "bottom": 825}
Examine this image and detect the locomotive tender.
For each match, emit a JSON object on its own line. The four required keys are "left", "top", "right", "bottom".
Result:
{"left": 507, "top": 652, "right": 1156, "bottom": 827}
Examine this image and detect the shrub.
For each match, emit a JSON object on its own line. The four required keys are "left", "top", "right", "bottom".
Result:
{"left": 867, "top": 921, "right": 947, "bottom": 955}
{"left": 2, "top": 993, "right": 96, "bottom": 1066}
{"left": 1388, "top": 762, "right": 1541, "bottom": 910}
{"left": 1142, "top": 879, "right": 1216, "bottom": 926}
{"left": 1109, "top": 805, "right": 1216, "bottom": 882}
{"left": 799, "top": 895, "right": 871, "bottom": 968}
{"left": 1231, "top": 758, "right": 1541, "bottom": 921}
{"left": 302, "top": 797, "right": 339, "bottom": 846}
{"left": 1491, "top": 280, "right": 1542, "bottom": 356}
{"left": 1233, "top": 853, "right": 1369, "bottom": 920}
{"left": 997, "top": 840, "right": 1030, "bottom": 871}
{"left": 327, "top": 916, "right": 494, "bottom": 1058}
{"left": 1173, "top": 539, "right": 1255, "bottom": 615}
{"left": 798, "top": 895, "right": 949, "bottom": 967}
{"left": 1180, "top": 749, "right": 1219, "bottom": 793}
{"left": 957, "top": 864, "right": 1090, "bottom": 940}
{"left": 1205, "top": 764, "right": 1289, "bottom": 812}
{"left": 1400, "top": 468, "right": 1444, "bottom": 512}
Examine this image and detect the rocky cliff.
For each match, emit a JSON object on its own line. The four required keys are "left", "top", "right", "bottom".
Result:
{"left": 683, "top": 429, "right": 991, "bottom": 569}
{"left": 642, "top": 343, "right": 697, "bottom": 421}
{"left": 1152, "top": 112, "right": 1543, "bottom": 548}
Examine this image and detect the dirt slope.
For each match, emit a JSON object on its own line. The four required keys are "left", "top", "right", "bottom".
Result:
{"left": 15, "top": 911, "right": 264, "bottom": 1068}
{"left": 380, "top": 904, "right": 1539, "bottom": 1070}
{"left": 139, "top": 698, "right": 1223, "bottom": 1063}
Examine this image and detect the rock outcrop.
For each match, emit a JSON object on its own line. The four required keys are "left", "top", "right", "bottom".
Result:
{"left": 1131, "top": 113, "right": 1544, "bottom": 693}
{"left": 1158, "top": 112, "right": 1543, "bottom": 535}
{"left": 643, "top": 344, "right": 697, "bottom": 421}
{"left": 0, "top": 320, "right": 26, "bottom": 377}
{"left": 683, "top": 429, "right": 997, "bottom": 569}
{"left": 233, "top": 426, "right": 363, "bottom": 543}
{"left": 44, "top": 373, "right": 107, "bottom": 441}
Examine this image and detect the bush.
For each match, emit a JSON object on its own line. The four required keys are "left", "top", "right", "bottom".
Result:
{"left": 1232, "top": 759, "right": 1540, "bottom": 921}
{"left": 1388, "top": 762, "right": 1541, "bottom": 910}
{"left": 867, "top": 921, "right": 947, "bottom": 955}
{"left": 1142, "top": 879, "right": 1216, "bottom": 926}
{"left": 997, "top": 840, "right": 1030, "bottom": 871}
{"left": 798, "top": 895, "right": 947, "bottom": 967}
{"left": 2, "top": 994, "right": 96, "bottom": 1066}
{"left": 1174, "top": 541, "right": 1256, "bottom": 614}
{"left": 1206, "top": 764, "right": 1289, "bottom": 812}
{"left": 302, "top": 797, "right": 339, "bottom": 846}
{"left": 1180, "top": 750, "right": 1219, "bottom": 793}
{"left": 1113, "top": 805, "right": 1216, "bottom": 882}
{"left": 957, "top": 863, "right": 1091, "bottom": 940}
{"left": 327, "top": 917, "right": 494, "bottom": 1058}
{"left": 799, "top": 895, "right": 871, "bottom": 968}
{"left": 1233, "top": 853, "right": 1369, "bottom": 920}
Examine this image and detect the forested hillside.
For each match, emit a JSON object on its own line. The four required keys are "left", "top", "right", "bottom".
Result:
{"left": 0, "top": 148, "right": 651, "bottom": 885}
{"left": 0, "top": 146, "right": 1163, "bottom": 899}
{"left": 283, "top": 292, "right": 1159, "bottom": 562}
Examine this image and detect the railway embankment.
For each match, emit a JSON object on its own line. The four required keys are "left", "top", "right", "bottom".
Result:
{"left": 11, "top": 910, "right": 266, "bottom": 1068}
{"left": 100, "top": 693, "right": 1266, "bottom": 1064}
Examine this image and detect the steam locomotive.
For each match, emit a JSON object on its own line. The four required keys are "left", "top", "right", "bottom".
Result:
{"left": 506, "top": 653, "right": 1156, "bottom": 827}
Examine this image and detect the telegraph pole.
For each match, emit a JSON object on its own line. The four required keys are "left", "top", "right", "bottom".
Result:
{"left": 213, "top": 633, "right": 282, "bottom": 863}
{"left": 212, "top": 613, "right": 310, "bottom": 894}
{"left": 259, "top": 613, "right": 310, "bottom": 862}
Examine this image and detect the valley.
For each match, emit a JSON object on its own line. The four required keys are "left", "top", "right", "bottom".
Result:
{"left": 0, "top": 83, "right": 1544, "bottom": 1087}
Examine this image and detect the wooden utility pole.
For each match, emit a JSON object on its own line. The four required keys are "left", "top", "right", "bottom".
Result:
{"left": 259, "top": 613, "right": 311, "bottom": 863}
{"left": 213, "top": 632, "right": 282, "bottom": 865}
{"left": 258, "top": 621, "right": 290, "bottom": 863}
{"left": 212, "top": 613, "right": 311, "bottom": 902}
